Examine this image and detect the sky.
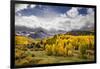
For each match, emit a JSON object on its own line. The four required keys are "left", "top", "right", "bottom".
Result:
{"left": 15, "top": 4, "right": 95, "bottom": 32}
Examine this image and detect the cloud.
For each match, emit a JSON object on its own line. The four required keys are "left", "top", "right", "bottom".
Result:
{"left": 15, "top": 4, "right": 28, "bottom": 12}
{"left": 87, "top": 8, "right": 94, "bottom": 14}
{"left": 15, "top": 7, "right": 94, "bottom": 32}
{"left": 66, "top": 7, "right": 79, "bottom": 18}
{"left": 15, "top": 15, "right": 39, "bottom": 28}
{"left": 15, "top": 4, "right": 36, "bottom": 15}
{"left": 30, "top": 4, "right": 36, "bottom": 8}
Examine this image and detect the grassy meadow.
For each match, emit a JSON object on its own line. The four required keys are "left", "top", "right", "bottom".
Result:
{"left": 15, "top": 33, "right": 95, "bottom": 66}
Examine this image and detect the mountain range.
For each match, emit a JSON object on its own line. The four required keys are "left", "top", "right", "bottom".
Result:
{"left": 15, "top": 25, "right": 94, "bottom": 39}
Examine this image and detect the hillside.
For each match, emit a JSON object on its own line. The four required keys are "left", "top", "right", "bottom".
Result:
{"left": 15, "top": 35, "right": 35, "bottom": 45}
{"left": 15, "top": 32, "right": 94, "bottom": 67}
{"left": 65, "top": 30, "right": 94, "bottom": 35}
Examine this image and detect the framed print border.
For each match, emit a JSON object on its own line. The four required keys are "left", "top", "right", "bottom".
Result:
{"left": 10, "top": 1, "right": 97, "bottom": 68}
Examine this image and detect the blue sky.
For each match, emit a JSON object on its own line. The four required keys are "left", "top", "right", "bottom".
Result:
{"left": 15, "top": 4, "right": 94, "bottom": 32}
{"left": 16, "top": 4, "right": 90, "bottom": 16}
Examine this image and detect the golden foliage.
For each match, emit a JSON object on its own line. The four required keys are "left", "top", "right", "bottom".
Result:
{"left": 15, "top": 34, "right": 94, "bottom": 66}
{"left": 45, "top": 35, "right": 94, "bottom": 57}
{"left": 15, "top": 35, "right": 34, "bottom": 45}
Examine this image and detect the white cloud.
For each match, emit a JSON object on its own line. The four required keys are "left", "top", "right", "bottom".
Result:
{"left": 15, "top": 4, "right": 28, "bottom": 12}
{"left": 66, "top": 7, "right": 79, "bottom": 18}
{"left": 30, "top": 5, "right": 36, "bottom": 8}
{"left": 60, "top": 14, "right": 66, "bottom": 18}
{"left": 15, "top": 7, "right": 94, "bottom": 32}
{"left": 87, "top": 8, "right": 94, "bottom": 14}
{"left": 15, "top": 4, "right": 36, "bottom": 16}
{"left": 15, "top": 15, "right": 39, "bottom": 28}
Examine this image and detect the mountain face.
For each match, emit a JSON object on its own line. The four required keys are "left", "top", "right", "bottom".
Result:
{"left": 65, "top": 30, "right": 94, "bottom": 35}
{"left": 15, "top": 26, "right": 66, "bottom": 34}
{"left": 15, "top": 26, "right": 66, "bottom": 38}
{"left": 15, "top": 26, "right": 52, "bottom": 39}
{"left": 15, "top": 26, "right": 48, "bottom": 32}
{"left": 15, "top": 25, "right": 94, "bottom": 39}
{"left": 28, "top": 31, "right": 48, "bottom": 39}
{"left": 16, "top": 31, "right": 50, "bottom": 39}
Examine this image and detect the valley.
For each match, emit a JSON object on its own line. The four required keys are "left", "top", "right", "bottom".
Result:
{"left": 15, "top": 31, "right": 95, "bottom": 67}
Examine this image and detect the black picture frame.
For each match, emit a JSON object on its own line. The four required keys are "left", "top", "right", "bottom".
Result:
{"left": 10, "top": 0, "right": 97, "bottom": 68}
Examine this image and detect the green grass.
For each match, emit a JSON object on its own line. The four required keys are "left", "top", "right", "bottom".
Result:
{"left": 15, "top": 48, "right": 94, "bottom": 66}
{"left": 28, "top": 50, "right": 94, "bottom": 64}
